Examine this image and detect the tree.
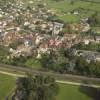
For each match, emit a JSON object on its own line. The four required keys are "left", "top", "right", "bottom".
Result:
{"left": 40, "top": 51, "right": 69, "bottom": 73}
{"left": 88, "top": 61, "right": 100, "bottom": 77}
{"left": 39, "top": 53, "right": 54, "bottom": 70}
{"left": 9, "top": 41, "right": 23, "bottom": 49}
{"left": 12, "top": 74, "right": 59, "bottom": 100}
{"left": 70, "top": 0, "right": 74, "bottom": 5}
{"left": 87, "top": 12, "right": 100, "bottom": 27}
{"left": 75, "top": 56, "right": 89, "bottom": 75}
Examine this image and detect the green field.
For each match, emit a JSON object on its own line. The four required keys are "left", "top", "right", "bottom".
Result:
{"left": 42, "top": 0, "right": 100, "bottom": 23}
{"left": 0, "top": 74, "right": 15, "bottom": 100}
{"left": 56, "top": 83, "right": 100, "bottom": 100}
{"left": 43, "top": 0, "right": 100, "bottom": 12}
{"left": 0, "top": 73, "right": 100, "bottom": 100}
{"left": 22, "top": 0, "right": 100, "bottom": 23}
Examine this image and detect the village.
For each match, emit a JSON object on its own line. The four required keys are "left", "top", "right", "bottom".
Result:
{"left": 0, "top": 1, "right": 100, "bottom": 100}
{"left": 0, "top": 0, "right": 99, "bottom": 62}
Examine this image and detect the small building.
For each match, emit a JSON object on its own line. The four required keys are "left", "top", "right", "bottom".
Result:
{"left": 52, "top": 22, "right": 64, "bottom": 35}
{"left": 95, "top": 36, "right": 100, "bottom": 43}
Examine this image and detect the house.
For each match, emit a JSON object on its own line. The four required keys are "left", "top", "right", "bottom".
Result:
{"left": 95, "top": 36, "right": 100, "bottom": 43}
{"left": 35, "top": 35, "right": 44, "bottom": 45}
{"left": 74, "top": 50, "right": 100, "bottom": 62}
{"left": 24, "top": 22, "right": 30, "bottom": 26}
{"left": 0, "top": 14, "right": 3, "bottom": 18}
{"left": 10, "top": 44, "right": 34, "bottom": 58}
{"left": 52, "top": 22, "right": 64, "bottom": 35}
{"left": 95, "top": 54, "right": 100, "bottom": 61}
{"left": 73, "top": 11, "right": 79, "bottom": 15}
{"left": 83, "top": 39, "right": 90, "bottom": 45}
{"left": 37, "top": 47, "right": 50, "bottom": 59}
{"left": 81, "top": 23, "right": 91, "bottom": 32}
{"left": 70, "top": 23, "right": 91, "bottom": 33}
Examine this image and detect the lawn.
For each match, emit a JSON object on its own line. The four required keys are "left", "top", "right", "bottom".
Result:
{"left": 0, "top": 73, "right": 15, "bottom": 100}
{"left": 0, "top": 73, "right": 99, "bottom": 100}
{"left": 56, "top": 83, "right": 100, "bottom": 100}
{"left": 57, "top": 14, "right": 80, "bottom": 23}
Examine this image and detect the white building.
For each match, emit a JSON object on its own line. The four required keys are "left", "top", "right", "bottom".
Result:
{"left": 52, "top": 22, "right": 64, "bottom": 35}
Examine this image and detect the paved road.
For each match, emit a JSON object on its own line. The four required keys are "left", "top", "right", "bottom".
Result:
{"left": 0, "top": 64, "right": 100, "bottom": 88}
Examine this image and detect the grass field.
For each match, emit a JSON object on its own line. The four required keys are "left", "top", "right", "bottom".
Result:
{"left": 0, "top": 74, "right": 15, "bottom": 100}
{"left": 0, "top": 73, "right": 100, "bottom": 100}
{"left": 57, "top": 14, "right": 80, "bottom": 23}
{"left": 43, "top": 0, "right": 100, "bottom": 12}
{"left": 22, "top": 0, "right": 100, "bottom": 23}
{"left": 57, "top": 84, "right": 100, "bottom": 100}
{"left": 42, "top": 0, "right": 100, "bottom": 23}
{"left": 56, "top": 84, "right": 95, "bottom": 100}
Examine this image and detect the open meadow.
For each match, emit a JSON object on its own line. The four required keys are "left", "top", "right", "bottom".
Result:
{"left": 0, "top": 73, "right": 100, "bottom": 100}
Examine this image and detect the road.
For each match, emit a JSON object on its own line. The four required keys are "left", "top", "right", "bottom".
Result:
{"left": 0, "top": 70, "right": 100, "bottom": 88}
{"left": 0, "top": 63, "right": 100, "bottom": 88}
